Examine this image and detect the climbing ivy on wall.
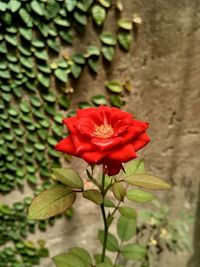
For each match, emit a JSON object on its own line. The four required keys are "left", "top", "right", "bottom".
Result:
{"left": 0, "top": 0, "right": 139, "bottom": 265}
{"left": 0, "top": 0, "right": 138, "bottom": 193}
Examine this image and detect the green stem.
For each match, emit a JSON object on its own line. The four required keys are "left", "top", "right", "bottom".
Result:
{"left": 100, "top": 171, "right": 108, "bottom": 263}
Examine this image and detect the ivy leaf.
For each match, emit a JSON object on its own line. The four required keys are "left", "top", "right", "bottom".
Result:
{"left": 52, "top": 168, "right": 84, "bottom": 189}
{"left": 83, "top": 189, "right": 103, "bottom": 205}
{"left": 118, "top": 32, "right": 132, "bottom": 51}
{"left": 5, "top": 34, "right": 17, "bottom": 46}
{"left": 19, "top": 28, "right": 32, "bottom": 41}
{"left": 53, "top": 252, "right": 85, "bottom": 267}
{"left": 100, "top": 32, "right": 116, "bottom": 45}
{"left": 98, "top": 230, "right": 120, "bottom": 252}
{"left": 117, "top": 215, "right": 136, "bottom": 241}
{"left": 0, "top": 2, "right": 7, "bottom": 11}
{"left": 54, "top": 68, "right": 68, "bottom": 83}
{"left": 118, "top": 18, "right": 132, "bottom": 30}
{"left": 74, "top": 11, "right": 87, "bottom": 25}
{"left": 91, "top": 95, "right": 107, "bottom": 106}
{"left": 125, "top": 174, "right": 171, "bottom": 190}
{"left": 98, "top": 0, "right": 111, "bottom": 8}
{"left": 65, "top": 0, "right": 77, "bottom": 12}
{"left": 101, "top": 46, "right": 114, "bottom": 61}
{"left": 37, "top": 73, "right": 50, "bottom": 88}
{"left": 47, "top": 38, "right": 60, "bottom": 52}
{"left": 28, "top": 185, "right": 76, "bottom": 220}
{"left": 121, "top": 244, "right": 147, "bottom": 260}
{"left": 92, "top": 5, "right": 106, "bottom": 26}
{"left": 45, "top": 0, "right": 60, "bottom": 20}
{"left": 59, "top": 30, "right": 73, "bottom": 44}
{"left": 88, "top": 58, "right": 98, "bottom": 73}
{"left": 110, "top": 95, "right": 123, "bottom": 108}
{"left": 34, "top": 50, "right": 48, "bottom": 61}
{"left": 8, "top": 0, "right": 21, "bottom": 12}
{"left": 72, "top": 53, "right": 85, "bottom": 64}
{"left": 71, "top": 64, "right": 82, "bottom": 78}
{"left": 105, "top": 80, "right": 122, "bottom": 93}
{"left": 126, "top": 189, "right": 155, "bottom": 204}
{"left": 86, "top": 46, "right": 100, "bottom": 57}
{"left": 31, "top": 0, "right": 44, "bottom": 16}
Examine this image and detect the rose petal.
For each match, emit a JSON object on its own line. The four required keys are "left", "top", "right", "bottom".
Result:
{"left": 121, "top": 120, "right": 149, "bottom": 143}
{"left": 74, "top": 117, "right": 95, "bottom": 136}
{"left": 73, "top": 134, "right": 95, "bottom": 154}
{"left": 91, "top": 137, "right": 122, "bottom": 151}
{"left": 132, "top": 132, "right": 151, "bottom": 151}
{"left": 103, "top": 160, "right": 122, "bottom": 176}
{"left": 81, "top": 150, "right": 107, "bottom": 164}
{"left": 108, "top": 143, "right": 137, "bottom": 162}
{"left": 111, "top": 109, "right": 132, "bottom": 126}
{"left": 63, "top": 117, "right": 78, "bottom": 133}
{"left": 55, "top": 136, "right": 75, "bottom": 155}
{"left": 77, "top": 108, "right": 102, "bottom": 124}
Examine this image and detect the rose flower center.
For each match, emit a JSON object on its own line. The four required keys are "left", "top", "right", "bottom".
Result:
{"left": 93, "top": 124, "right": 114, "bottom": 139}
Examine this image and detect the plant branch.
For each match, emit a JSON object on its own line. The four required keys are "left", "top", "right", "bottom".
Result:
{"left": 100, "top": 171, "right": 108, "bottom": 263}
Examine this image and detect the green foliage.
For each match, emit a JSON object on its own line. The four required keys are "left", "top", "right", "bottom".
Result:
{"left": 28, "top": 184, "right": 76, "bottom": 220}
{"left": 98, "top": 230, "right": 120, "bottom": 252}
{"left": 126, "top": 189, "right": 155, "bottom": 204}
{"left": 117, "top": 215, "right": 136, "bottom": 241}
{"left": 52, "top": 168, "right": 84, "bottom": 189}
{"left": 83, "top": 189, "right": 103, "bottom": 205}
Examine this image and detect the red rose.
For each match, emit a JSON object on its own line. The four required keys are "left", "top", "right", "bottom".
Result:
{"left": 55, "top": 106, "right": 150, "bottom": 176}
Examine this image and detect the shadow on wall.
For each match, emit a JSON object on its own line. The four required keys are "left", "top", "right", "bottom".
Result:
{"left": 187, "top": 182, "right": 200, "bottom": 267}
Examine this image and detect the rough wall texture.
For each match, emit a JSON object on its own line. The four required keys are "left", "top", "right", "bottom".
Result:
{"left": 3, "top": 0, "right": 200, "bottom": 266}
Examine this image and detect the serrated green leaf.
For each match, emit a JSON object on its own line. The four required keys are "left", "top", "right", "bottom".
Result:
{"left": 105, "top": 80, "right": 122, "bottom": 93}
{"left": 117, "top": 215, "right": 136, "bottom": 241}
{"left": 100, "top": 32, "right": 116, "bottom": 45}
{"left": 101, "top": 46, "right": 115, "bottom": 61}
{"left": 52, "top": 168, "right": 84, "bottom": 189}
{"left": 118, "top": 18, "right": 132, "bottom": 30}
{"left": 28, "top": 185, "right": 76, "bottom": 220}
{"left": 125, "top": 174, "right": 171, "bottom": 190}
{"left": 126, "top": 189, "right": 155, "bottom": 203}
{"left": 92, "top": 5, "right": 106, "bottom": 26}
{"left": 121, "top": 244, "right": 146, "bottom": 260}
{"left": 118, "top": 32, "right": 132, "bottom": 51}
{"left": 83, "top": 189, "right": 103, "bottom": 204}
{"left": 98, "top": 230, "right": 120, "bottom": 252}
{"left": 118, "top": 206, "right": 137, "bottom": 218}
{"left": 53, "top": 252, "right": 85, "bottom": 267}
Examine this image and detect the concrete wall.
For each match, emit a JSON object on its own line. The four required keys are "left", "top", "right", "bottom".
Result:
{"left": 3, "top": 0, "right": 200, "bottom": 266}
